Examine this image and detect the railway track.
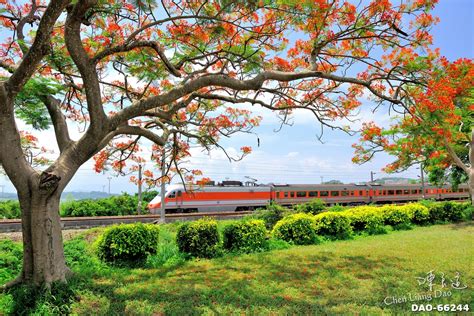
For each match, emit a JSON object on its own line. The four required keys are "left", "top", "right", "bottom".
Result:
{"left": 0, "top": 211, "right": 252, "bottom": 233}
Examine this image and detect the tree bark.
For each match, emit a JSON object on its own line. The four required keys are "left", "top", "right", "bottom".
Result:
{"left": 16, "top": 175, "right": 68, "bottom": 287}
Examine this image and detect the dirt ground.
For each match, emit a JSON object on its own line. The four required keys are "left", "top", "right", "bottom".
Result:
{"left": 0, "top": 229, "right": 87, "bottom": 242}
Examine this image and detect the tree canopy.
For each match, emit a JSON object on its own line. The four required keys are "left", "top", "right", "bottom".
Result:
{"left": 0, "top": 0, "right": 452, "bottom": 286}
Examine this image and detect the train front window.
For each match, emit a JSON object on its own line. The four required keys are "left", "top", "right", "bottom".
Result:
{"left": 168, "top": 191, "right": 176, "bottom": 198}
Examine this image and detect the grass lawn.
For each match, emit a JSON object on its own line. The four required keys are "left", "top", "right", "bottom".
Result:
{"left": 1, "top": 222, "right": 472, "bottom": 315}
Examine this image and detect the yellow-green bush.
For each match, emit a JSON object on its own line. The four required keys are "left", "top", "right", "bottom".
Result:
{"left": 314, "top": 212, "right": 353, "bottom": 239}
{"left": 343, "top": 207, "right": 387, "bottom": 235}
{"left": 96, "top": 223, "right": 159, "bottom": 263}
{"left": 223, "top": 220, "right": 267, "bottom": 253}
{"left": 272, "top": 213, "right": 320, "bottom": 245}
{"left": 176, "top": 218, "right": 220, "bottom": 258}
{"left": 399, "top": 203, "right": 430, "bottom": 225}
{"left": 380, "top": 205, "right": 413, "bottom": 229}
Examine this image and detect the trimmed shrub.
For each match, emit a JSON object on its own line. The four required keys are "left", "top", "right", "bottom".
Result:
{"left": 272, "top": 213, "right": 320, "bottom": 245}
{"left": 314, "top": 212, "right": 353, "bottom": 239}
{"left": 96, "top": 223, "right": 159, "bottom": 263}
{"left": 344, "top": 208, "right": 387, "bottom": 235}
{"left": 326, "top": 204, "right": 345, "bottom": 212}
{"left": 421, "top": 201, "right": 465, "bottom": 223}
{"left": 380, "top": 205, "right": 413, "bottom": 230}
{"left": 252, "top": 203, "right": 290, "bottom": 229}
{"left": 176, "top": 218, "right": 220, "bottom": 258}
{"left": 400, "top": 203, "right": 430, "bottom": 225}
{"left": 294, "top": 198, "right": 326, "bottom": 215}
{"left": 223, "top": 220, "right": 267, "bottom": 253}
{"left": 459, "top": 202, "right": 473, "bottom": 220}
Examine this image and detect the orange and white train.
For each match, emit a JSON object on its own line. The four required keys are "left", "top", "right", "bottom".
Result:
{"left": 147, "top": 181, "right": 470, "bottom": 213}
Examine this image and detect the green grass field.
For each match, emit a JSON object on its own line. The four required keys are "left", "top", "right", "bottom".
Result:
{"left": 1, "top": 222, "right": 472, "bottom": 315}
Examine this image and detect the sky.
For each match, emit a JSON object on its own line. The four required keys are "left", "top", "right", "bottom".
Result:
{"left": 1, "top": 0, "right": 473, "bottom": 195}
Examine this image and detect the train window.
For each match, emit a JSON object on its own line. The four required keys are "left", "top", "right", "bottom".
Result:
{"left": 320, "top": 191, "right": 329, "bottom": 197}
{"left": 387, "top": 190, "right": 394, "bottom": 195}
{"left": 350, "top": 191, "right": 355, "bottom": 196}
{"left": 296, "top": 191, "right": 306, "bottom": 198}
{"left": 396, "top": 190, "right": 403, "bottom": 195}
{"left": 308, "top": 191, "right": 317, "bottom": 197}
{"left": 411, "top": 189, "right": 418, "bottom": 194}
{"left": 284, "top": 192, "right": 289, "bottom": 198}
{"left": 177, "top": 191, "right": 182, "bottom": 197}
{"left": 404, "top": 189, "right": 410, "bottom": 195}
{"left": 330, "top": 191, "right": 339, "bottom": 197}
{"left": 290, "top": 192, "right": 295, "bottom": 198}
{"left": 359, "top": 190, "right": 364, "bottom": 196}
{"left": 341, "top": 191, "right": 349, "bottom": 196}
{"left": 168, "top": 191, "right": 176, "bottom": 198}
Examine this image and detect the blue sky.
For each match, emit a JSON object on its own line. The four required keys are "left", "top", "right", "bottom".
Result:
{"left": 1, "top": 0, "right": 473, "bottom": 194}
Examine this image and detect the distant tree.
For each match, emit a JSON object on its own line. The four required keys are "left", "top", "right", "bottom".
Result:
{"left": 0, "top": 0, "right": 440, "bottom": 287}
{"left": 323, "top": 180, "right": 343, "bottom": 184}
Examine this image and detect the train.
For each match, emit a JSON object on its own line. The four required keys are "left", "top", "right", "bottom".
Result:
{"left": 147, "top": 180, "right": 471, "bottom": 213}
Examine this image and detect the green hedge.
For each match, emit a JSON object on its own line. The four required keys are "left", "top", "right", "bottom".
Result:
{"left": 314, "top": 212, "right": 353, "bottom": 240}
{"left": 96, "top": 223, "right": 159, "bottom": 263}
{"left": 344, "top": 207, "right": 387, "bottom": 235}
{"left": 176, "top": 218, "right": 220, "bottom": 258}
{"left": 251, "top": 203, "right": 290, "bottom": 229}
{"left": 380, "top": 205, "right": 413, "bottom": 230}
{"left": 294, "top": 198, "right": 326, "bottom": 215}
{"left": 426, "top": 201, "right": 467, "bottom": 223}
{"left": 60, "top": 191, "right": 158, "bottom": 217}
{"left": 223, "top": 220, "right": 267, "bottom": 253}
{"left": 399, "top": 204, "right": 430, "bottom": 225}
{"left": 272, "top": 213, "right": 320, "bottom": 245}
{"left": 0, "top": 200, "right": 21, "bottom": 219}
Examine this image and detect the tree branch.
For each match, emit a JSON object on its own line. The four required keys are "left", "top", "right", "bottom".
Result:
{"left": 43, "top": 95, "right": 72, "bottom": 152}
{"left": 111, "top": 70, "right": 402, "bottom": 127}
{"left": 7, "top": 0, "right": 70, "bottom": 98}
{"left": 65, "top": 0, "right": 108, "bottom": 132}
{"left": 444, "top": 138, "right": 469, "bottom": 174}
{"left": 115, "top": 125, "right": 167, "bottom": 146}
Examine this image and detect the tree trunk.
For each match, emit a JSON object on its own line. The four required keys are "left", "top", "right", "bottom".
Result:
{"left": 17, "top": 183, "right": 68, "bottom": 287}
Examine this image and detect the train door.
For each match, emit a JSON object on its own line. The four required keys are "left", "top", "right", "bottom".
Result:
{"left": 176, "top": 190, "right": 184, "bottom": 210}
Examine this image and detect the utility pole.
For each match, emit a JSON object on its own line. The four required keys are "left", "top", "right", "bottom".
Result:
{"left": 159, "top": 148, "right": 166, "bottom": 223}
{"left": 320, "top": 176, "right": 324, "bottom": 184}
{"left": 107, "top": 176, "right": 112, "bottom": 195}
{"left": 370, "top": 171, "right": 376, "bottom": 183}
{"left": 420, "top": 164, "right": 426, "bottom": 199}
{"left": 137, "top": 163, "right": 143, "bottom": 215}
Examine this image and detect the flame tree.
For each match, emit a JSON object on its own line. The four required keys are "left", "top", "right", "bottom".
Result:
{"left": 0, "top": 0, "right": 440, "bottom": 287}
{"left": 353, "top": 58, "right": 473, "bottom": 204}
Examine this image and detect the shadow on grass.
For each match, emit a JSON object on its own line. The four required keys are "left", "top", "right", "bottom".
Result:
{"left": 447, "top": 221, "right": 473, "bottom": 230}
{"left": 75, "top": 250, "right": 420, "bottom": 315}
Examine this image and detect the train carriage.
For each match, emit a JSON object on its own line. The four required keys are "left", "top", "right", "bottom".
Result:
{"left": 148, "top": 181, "right": 470, "bottom": 214}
